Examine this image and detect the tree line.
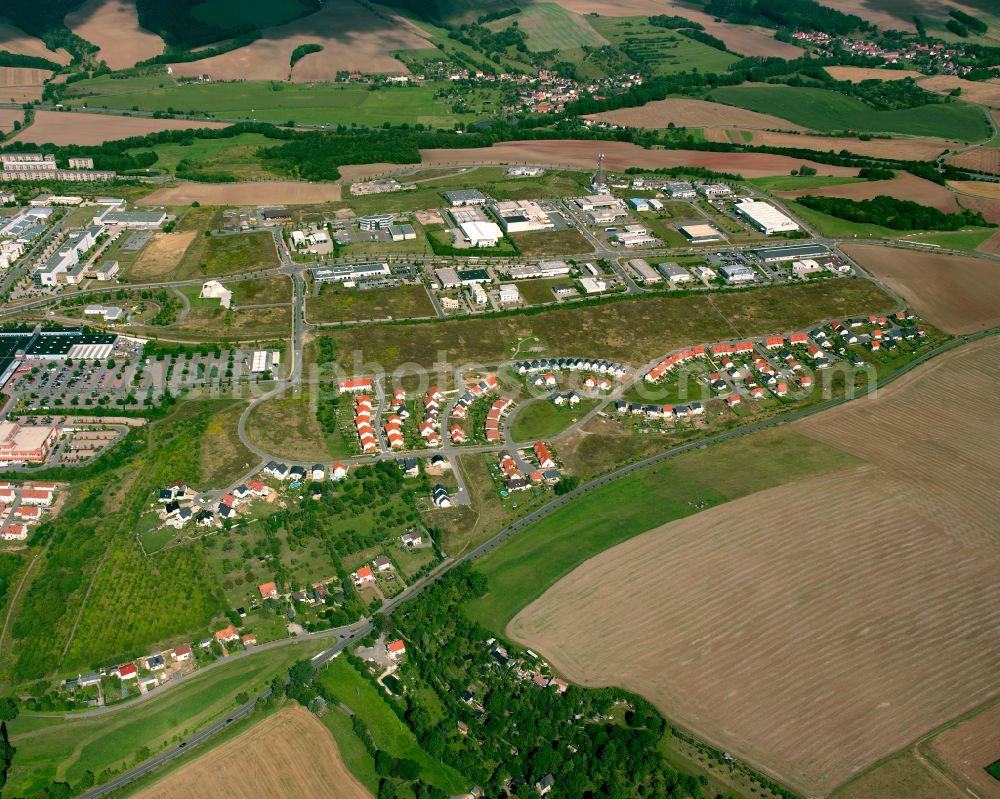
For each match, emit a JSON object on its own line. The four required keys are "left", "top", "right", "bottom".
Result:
{"left": 795, "top": 194, "right": 994, "bottom": 231}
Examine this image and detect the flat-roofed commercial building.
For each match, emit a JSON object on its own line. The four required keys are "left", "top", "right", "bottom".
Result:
{"left": 734, "top": 199, "right": 800, "bottom": 235}
{"left": 458, "top": 220, "right": 502, "bottom": 248}
{"left": 444, "top": 189, "right": 488, "bottom": 206}
{"left": 753, "top": 243, "right": 830, "bottom": 263}
{"left": 573, "top": 194, "right": 625, "bottom": 212}
{"left": 628, "top": 258, "right": 661, "bottom": 283}
{"left": 0, "top": 421, "right": 56, "bottom": 463}
{"left": 312, "top": 263, "right": 391, "bottom": 283}
{"left": 490, "top": 200, "right": 554, "bottom": 233}
{"left": 507, "top": 260, "right": 572, "bottom": 280}
{"left": 358, "top": 214, "right": 395, "bottom": 231}
{"left": 678, "top": 224, "right": 722, "bottom": 243}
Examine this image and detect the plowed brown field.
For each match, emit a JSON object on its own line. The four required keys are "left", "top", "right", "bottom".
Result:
{"left": 138, "top": 181, "right": 342, "bottom": 206}
{"left": 584, "top": 98, "right": 805, "bottom": 131}
{"left": 130, "top": 231, "right": 197, "bottom": 281}
{"left": 747, "top": 130, "right": 955, "bottom": 161}
{"left": 133, "top": 705, "right": 373, "bottom": 799}
{"left": 927, "top": 702, "right": 1000, "bottom": 799}
{"left": 168, "top": 0, "right": 430, "bottom": 81}
{"left": 10, "top": 110, "right": 227, "bottom": 146}
{"left": 0, "top": 108, "right": 23, "bottom": 132}
{"left": 420, "top": 140, "right": 857, "bottom": 177}
{"left": 0, "top": 67, "right": 51, "bottom": 103}
{"left": 920, "top": 76, "right": 1000, "bottom": 108}
{"left": 511, "top": 338, "right": 1000, "bottom": 797}
{"left": 824, "top": 66, "right": 921, "bottom": 83}
{"left": 66, "top": 0, "right": 163, "bottom": 70}
{"left": 841, "top": 243, "right": 1000, "bottom": 333}
{"left": 948, "top": 144, "right": 1000, "bottom": 175}
{"left": 0, "top": 22, "right": 70, "bottom": 65}
{"left": 775, "top": 172, "right": 963, "bottom": 212}
{"left": 948, "top": 179, "right": 1000, "bottom": 198}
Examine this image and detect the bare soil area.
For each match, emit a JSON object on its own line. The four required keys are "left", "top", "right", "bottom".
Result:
{"left": 0, "top": 108, "right": 24, "bottom": 132}
{"left": 129, "top": 231, "right": 197, "bottom": 281}
{"left": 133, "top": 704, "right": 373, "bottom": 799}
{"left": 585, "top": 98, "right": 805, "bottom": 131}
{"left": 948, "top": 146, "right": 1000, "bottom": 175}
{"left": 948, "top": 179, "right": 1000, "bottom": 198}
{"left": 919, "top": 76, "right": 1000, "bottom": 108}
{"left": 511, "top": 338, "right": 1000, "bottom": 797}
{"left": 842, "top": 243, "right": 1000, "bottom": 333}
{"left": 420, "top": 140, "right": 857, "bottom": 177}
{"left": 776, "top": 172, "right": 964, "bottom": 211}
{"left": 831, "top": 753, "right": 960, "bottom": 799}
{"left": 0, "top": 21, "right": 71, "bottom": 65}
{"left": 66, "top": 0, "right": 164, "bottom": 70}
{"left": 824, "top": 66, "right": 922, "bottom": 82}
{"left": 0, "top": 67, "right": 52, "bottom": 103}
{"left": 10, "top": 110, "right": 227, "bottom": 146}
{"left": 927, "top": 702, "right": 1000, "bottom": 799}
{"left": 139, "top": 181, "right": 342, "bottom": 205}
{"left": 749, "top": 130, "right": 956, "bottom": 161}
{"left": 168, "top": 0, "right": 429, "bottom": 81}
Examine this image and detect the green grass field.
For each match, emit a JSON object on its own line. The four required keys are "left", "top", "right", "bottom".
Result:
{"left": 64, "top": 79, "right": 472, "bottom": 128}
{"left": 590, "top": 16, "right": 738, "bottom": 76}
{"left": 5, "top": 643, "right": 324, "bottom": 797}
{"left": 133, "top": 133, "right": 282, "bottom": 180}
{"left": 785, "top": 200, "right": 994, "bottom": 242}
{"left": 509, "top": 229, "right": 591, "bottom": 257}
{"left": 493, "top": 3, "right": 607, "bottom": 51}
{"left": 708, "top": 85, "right": 990, "bottom": 140}
{"left": 509, "top": 399, "right": 598, "bottom": 440}
{"left": 748, "top": 175, "right": 866, "bottom": 192}
{"left": 307, "top": 284, "right": 435, "bottom": 324}
{"left": 906, "top": 229, "right": 996, "bottom": 251}
{"left": 465, "top": 428, "right": 857, "bottom": 634}
{"left": 315, "top": 656, "right": 466, "bottom": 794}
{"left": 176, "top": 231, "right": 280, "bottom": 281}
{"left": 317, "top": 279, "right": 892, "bottom": 371}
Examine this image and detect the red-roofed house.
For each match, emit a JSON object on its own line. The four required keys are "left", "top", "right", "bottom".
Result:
{"left": 387, "top": 639, "right": 406, "bottom": 660}
{"left": 331, "top": 462, "right": 348, "bottom": 480}
{"left": 749, "top": 387, "right": 765, "bottom": 399}
{"left": 765, "top": 336, "right": 784, "bottom": 349}
{"left": 789, "top": 332, "right": 808, "bottom": 345}
{"left": 338, "top": 378, "right": 373, "bottom": 394}
{"left": 173, "top": 644, "right": 193, "bottom": 661}
{"left": 20, "top": 488, "right": 53, "bottom": 506}
{"left": 726, "top": 395, "right": 741, "bottom": 407}
{"left": 258, "top": 582, "right": 278, "bottom": 599}
{"left": 247, "top": 480, "right": 269, "bottom": 496}
{"left": 533, "top": 441, "right": 555, "bottom": 469}
{"left": 775, "top": 382, "right": 788, "bottom": 396}
{"left": 353, "top": 565, "right": 375, "bottom": 587}
{"left": 734, "top": 341, "right": 754, "bottom": 354}
{"left": 117, "top": 663, "right": 138, "bottom": 680}
{"left": 1, "top": 523, "right": 27, "bottom": 541}
{"left": 14, "top": 506, "right": 40, "bottom": 522}
{"left": 242, "top": 633, "right": 257, "bottom": 647}
{"left": 799, "top": 375, "right": 813, "bottom": 388}
{"left": 215, "top": 625, "right": 240, "bottom": 643}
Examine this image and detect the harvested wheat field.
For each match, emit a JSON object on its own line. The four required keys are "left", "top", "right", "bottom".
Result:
{"left": 776, "top": 172, "right": 963, "bottom": 212}
{"left": 920, "top": 76, "right": 1000, "bottom": 109}
{"left": 420, "top": 140, "right": 856, "bottom": 177}
{"left": 747, "top": 130, "right": 955, "bottom": 161}
{"left": 511, "top": 338, "right": 1000, "bottom": 797}
{"left": 551, "top": 0, "right": 802, "bottom": 57}
{"left": 168, "top": 0, "right": 429, "bottom": 81}
{"left": 0, "top": 108, "right": 23, "bottom": 133}
{"left": 927, "top": 702, "right": 1000, "bottom": 799}
{"left": 134, "top": 705, "right": 372, "bottom": 799}
{"left": 139, "top": 181, "right": 342, "bottom": 206}
{"left": 824, "top": 66, "right": 922, "bottom": 83}
{"left": 584, "top": 98, "right": 805, "bottom": 131}
{"left": 66, "top": 0, "right": 163, "bottom": 70}
{"left": 830, "top": 752, "right": 958, "bottom": 799}
{"left": 976, "top": 230, "right": 1000, "bottom": 256}
{"left": 0, "top": 67, "right": 51, "bottom": 103}
{"left": 10, "top": 110, "right": 227, "bottom": 146}
{"left": 842, "top": 243, "right": 1000, "bottom": 333}
{"left": 0, "top": 21, "right": 70, "bottom": 65}
{"left": 129, "top": 231, "right": 197, "bottom": 281}
{"left": 949, "top": 179, "right": 1000, "bottom": 199}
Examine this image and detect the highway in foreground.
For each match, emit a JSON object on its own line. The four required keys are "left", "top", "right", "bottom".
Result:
{"left": 79, "top": 326, "right": 998, "bottom": 798}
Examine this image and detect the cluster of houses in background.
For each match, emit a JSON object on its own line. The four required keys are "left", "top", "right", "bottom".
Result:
{"left": 0, "top": 481, "right": 58, "bottom": 543}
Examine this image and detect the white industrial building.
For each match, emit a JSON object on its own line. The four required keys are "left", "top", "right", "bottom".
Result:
{"left": 490, "top": 200, "right": 553, "bottom": 233}
{"left": 498, "top": 284, "right": 521, "bottom": 304}
{"left": 720, "top": 264, "right": 757, "bottom": 283}
{"left": 579, "top": 277, "right": 608, "bottom": 294}
{"left": 657, "top": 262, "right": 692, "bottom": 284}
{"left": 628, "top": 259, "right": 661, "bottom": 283}
{"left": 573, "top": 194, "right": 625, "bottom": 212}
{"left": 458, "top": 220, "right": 503, "bottom": 248}
{"left": 313, "top": 263, "right": 391, "bottom": 283}
{"left": 434, "top": 267, "right": 461, "bottom": 290}
{"left": 699, "top": 183, "right": 732, "bottom": 198}
{"left": 678, "top": 224, "right": 722, "bottom": 243}
{"left": 734, "top": 199, "right": 800, "bottom": 235}
{"left": 665, "top": 181, "right": 696, "bottom": 199}
{"left": 507, "top": 260, "right": 571, "bottom": 280}
{"left": 617, "top": 231, "right": 659, "bottom": 248}
{"left": 93, "top": 205, "right": 167, "bottom": 229}
{"left": 250, "top": 350, "right": 280, "bottom": 373}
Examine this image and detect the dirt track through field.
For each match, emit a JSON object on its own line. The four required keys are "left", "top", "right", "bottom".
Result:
{"left": 133, "top": 704, "right": 373, "bottom": 799}
{"left": 66, "top": 0, "right": 163, "bottom": 70}
{"left": 841, "top": 243, "right": 1000, "bottom": 333}
{"left": 511, "top": 338, "right": 1000, "bottom": 797}
{"left": 775, "top": 172, "right": 963, "bottom": 211}
{"left": 9, "top": 110, "right": 228, "bottom": 146}
{"left": 420, "top": 140, "right": 857, "bottom": 177}
{"left": 584, "top": 98, "right": 806, "bottom": 131}
{"left": 168, "top": 0, "right": 430, "bottom": 81}
{"left": 746, "top": 130, "right": 956, "bottom": 161}
{"left": 139, "top": 181, "right": 342, "bottom": 205}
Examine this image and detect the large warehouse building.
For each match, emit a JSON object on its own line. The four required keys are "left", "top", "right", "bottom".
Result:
{"left": 733, "top": 199, "right": 800, "bottom": 235}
